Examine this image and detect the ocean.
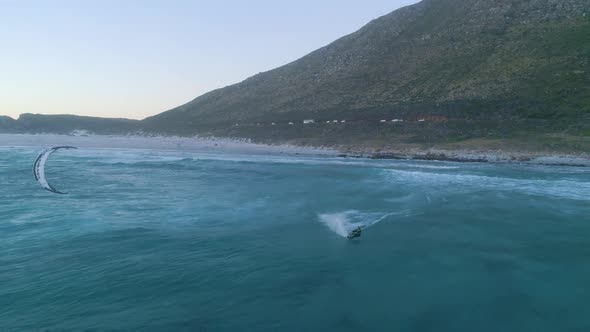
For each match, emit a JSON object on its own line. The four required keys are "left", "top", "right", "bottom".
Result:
{"left": 1, "top": 143, "right": 589, "bottom": 331}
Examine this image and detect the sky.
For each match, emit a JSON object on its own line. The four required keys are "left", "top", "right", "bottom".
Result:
{"left": 1, "top": 0, "right": 419, "bottom": 120}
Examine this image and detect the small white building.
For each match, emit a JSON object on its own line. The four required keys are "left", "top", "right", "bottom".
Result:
{"left": 303, "top": 119, "right": 315, "bottom": 124}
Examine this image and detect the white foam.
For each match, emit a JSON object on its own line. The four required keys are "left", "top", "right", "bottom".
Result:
{"left": 400, "top": 163, "right": 460, "bottom": 170}
{"left": 0, "top": 133, "right": 338, "bottom": 156}
{"left": 318, "top": 212, "right": 355, "bottom": 237}
{"left": 382, "top": 169, "right": 590, "bottom": 201}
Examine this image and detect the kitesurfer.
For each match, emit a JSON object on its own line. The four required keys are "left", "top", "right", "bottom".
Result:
{"left": 347, "top": 226, "right": 362, "bottom": 239}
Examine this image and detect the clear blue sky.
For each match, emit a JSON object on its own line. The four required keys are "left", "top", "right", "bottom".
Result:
{"left": 1, "top": 0, "right": 419, "bottom": 120}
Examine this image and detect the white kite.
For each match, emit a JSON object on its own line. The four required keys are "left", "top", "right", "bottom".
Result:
{"left": 33, "top": 146, "right": 77, "bottom": 194}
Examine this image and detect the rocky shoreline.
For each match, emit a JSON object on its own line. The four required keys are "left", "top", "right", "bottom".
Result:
{"left": 337, "top": 148, "right": 590, "bottom": 167}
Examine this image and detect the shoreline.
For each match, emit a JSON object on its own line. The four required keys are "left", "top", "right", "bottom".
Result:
{"left": 341, "top": 148, "right": 590, "bottom": 167}
{"left": 0, "top": 133, "right": 339, "bottom": 156}
{"left": 1, "top": 133, "right": 588, "bottom": 167}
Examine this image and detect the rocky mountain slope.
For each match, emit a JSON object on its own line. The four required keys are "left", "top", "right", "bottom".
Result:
{"left": 143, "top": 0, "right": 589, "bottom": 138}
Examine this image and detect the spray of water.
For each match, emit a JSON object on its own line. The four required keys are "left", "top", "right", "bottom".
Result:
{"left": 318, "top": 210, "right": 400, "bottom": 237}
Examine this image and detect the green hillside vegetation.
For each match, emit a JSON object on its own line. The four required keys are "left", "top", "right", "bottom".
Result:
{"left": 140, "top": 0, "right": 589, "bottom": 151}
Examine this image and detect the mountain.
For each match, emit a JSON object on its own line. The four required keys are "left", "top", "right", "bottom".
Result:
{"left": 2, "top": 114, "right": 139, "bottom": 135}
{"left": 2, "top": 0, "right": 589, "bottom": 152}
{"left": 0, "top": 116, "right": 17, "bottom": 132}
{"left": 141, "top": 0, "right": 589, "bottom": 149}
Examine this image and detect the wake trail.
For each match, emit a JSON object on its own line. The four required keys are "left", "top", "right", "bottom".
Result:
{"left": 318, "top": 210, "right": 408, "bottom": 237}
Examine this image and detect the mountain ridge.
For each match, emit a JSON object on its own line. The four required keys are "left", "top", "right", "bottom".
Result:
{"left": 0, "top": 114, "right": 139, "bottom": 135}
{"left": 2, "top": 0, "right": 589, "bottom": 152}
{"left": 142, "top": 0, "right": 588, "bottom": 131}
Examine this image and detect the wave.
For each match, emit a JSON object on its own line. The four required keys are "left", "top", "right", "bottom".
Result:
{"left": 398, "top": 163, "right": 460, "bottom": 170}
{"left": 381, "top": 169, "right": 590, "bottom": 201}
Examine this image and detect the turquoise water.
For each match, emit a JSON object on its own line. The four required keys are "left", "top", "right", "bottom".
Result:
{"left": 1, "top": 146, "right": 589, "bottom": 331}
